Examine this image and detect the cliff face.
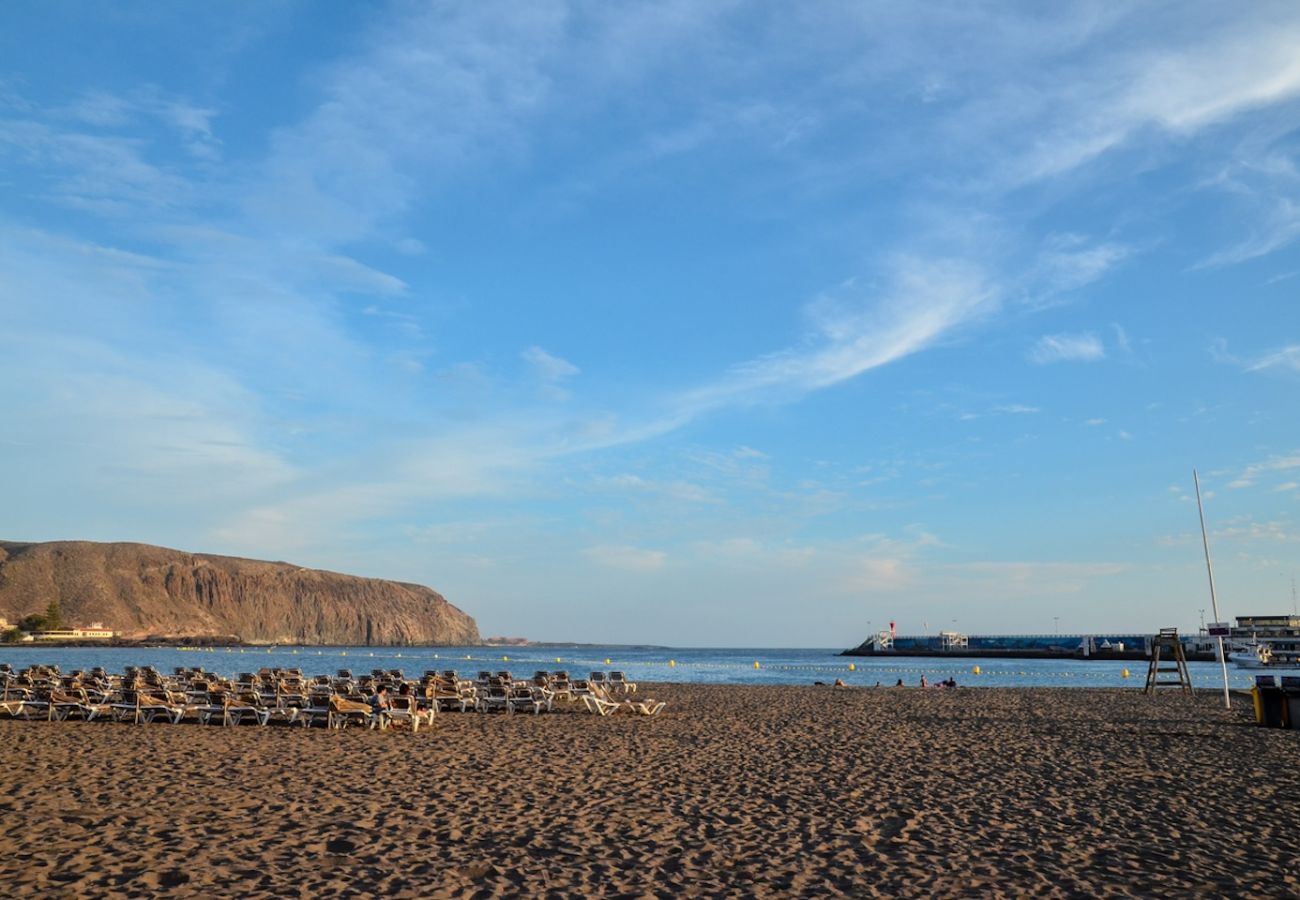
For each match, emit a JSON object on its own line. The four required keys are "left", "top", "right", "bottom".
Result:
{"left": 0, "top": 541, "right": 480, "bottom": 645}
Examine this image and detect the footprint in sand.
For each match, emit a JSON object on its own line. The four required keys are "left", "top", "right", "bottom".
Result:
{"left": 324, "top": 837, "right": 357, "bottom": 855}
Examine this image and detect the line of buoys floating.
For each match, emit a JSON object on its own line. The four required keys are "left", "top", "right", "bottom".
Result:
{"left": 148, "top": 649, "right": 1168, "bottom": 685}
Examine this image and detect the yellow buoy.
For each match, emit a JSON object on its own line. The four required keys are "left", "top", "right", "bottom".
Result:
{"left": 753, "top": 661, "right": 761, "bottom": 669}
{"left": 605, "top": 658, "right": 611, "bottom": 665}
{"left": 556, "top": 657, "right": 562, "bottom": 663}
{"left": 848, "top": 663, "right": 856, "bottom": 671}
{"left": 972, "top": 665, "right": 981, "bottom": 675}
{"left": 502, "top": 655, "right": 509, "bottom": 662}
{"left": 669, "top": 660, "right": 676, "bottom": 667}
{"left": 1121, "top": 668, "right": 1130, "bottom": 679}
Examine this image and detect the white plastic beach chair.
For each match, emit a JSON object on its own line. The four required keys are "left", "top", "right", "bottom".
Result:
{"left": 608, "top": 671, "right": 637, "bottom": 695}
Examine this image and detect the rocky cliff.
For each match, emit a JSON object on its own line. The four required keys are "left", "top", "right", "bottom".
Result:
{"left": 0, "top": 540, "right": 480, "bottom": 645}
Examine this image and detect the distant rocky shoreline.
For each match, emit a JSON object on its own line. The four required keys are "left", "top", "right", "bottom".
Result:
{"left": 0, "top": 540, "right": 480, "bottom": 646}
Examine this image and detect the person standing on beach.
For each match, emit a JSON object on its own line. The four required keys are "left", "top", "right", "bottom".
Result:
{"left": 919, "top": 675, "right": 928, "bottom": 688}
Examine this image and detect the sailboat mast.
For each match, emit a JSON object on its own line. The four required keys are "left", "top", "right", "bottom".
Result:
{"left": 1193, "top": 469, "right": 1231, "bottom": 709}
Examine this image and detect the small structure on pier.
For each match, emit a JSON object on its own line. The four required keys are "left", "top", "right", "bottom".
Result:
{"left": 938, "top": 630, "right": 968, "bottom": 651}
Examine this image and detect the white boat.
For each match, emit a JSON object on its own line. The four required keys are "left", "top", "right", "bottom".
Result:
{"left": 1228, "top": 642, "right": 1273, "bottom": 669}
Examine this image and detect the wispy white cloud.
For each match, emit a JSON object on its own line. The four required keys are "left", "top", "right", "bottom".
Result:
{"left": 1197, "top": 198, "right": 1300, "bottom": 268}
{"left": 949, "top": 560, "right": 1130, "bottom": 592}
{"left": 1029, "top": 332, "right": 1105, "bottom": 364}
{"left": 1226, "top": 452, "right": 1300, "bottom": 489}
{"left": 1213, "top": 340, "right": 1300, "bottom": 376}
{"left": 583, "top": 544, "right": 668, "bottom": 572}
{"left": 668, "top": 256, "right": 998, "bottom": 423}
{"left": 1247, "top": 345, "right": 1300, "bottom": 374}
{"left": 521, "top": 346, "right": 579, "bottom": 382}
{"left": 1111, "top": 323, "right": 1132, "bottom": 354}
{"left": 995, "top": 17, "right": 1300, "bottom": 185}
{"left": 593, "top": 474, "right": 715, "bottom": 504}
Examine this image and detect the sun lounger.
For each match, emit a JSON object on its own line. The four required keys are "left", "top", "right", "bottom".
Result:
{"left": 0, "top": 699, "right": 25, "bottom": 719}
{"left": 112, "top": 692, "right": 185, "bottom": 724}
{"left": 225, "top": 692, "right": 272, "bottom": 726}
{"left": 580, "top": 694, "right": 621, "bottom": 716}
{"left": 49, "top": 689, "right": 112, "bottom": 722}
{"left": 386, "top": 695, "right": 434, "bottom": 732}
{"left": 624, "top": 699, "right": 667, "bottom": 716}
{"left": 608, "top": 671, "right": 637, "bottom": 694}
{"left": 478, "top": 684, "right": 509, "bottom": 714}
{"left": 328, "top": 695, "right": 377, "bottom": 730}
{"left": 508, "top": 685, "right": 545, "bottom": 715}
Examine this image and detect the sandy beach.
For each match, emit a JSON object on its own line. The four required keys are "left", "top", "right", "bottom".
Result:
{"left": 1, "top": 684, "right": 1296, "bottom": 898}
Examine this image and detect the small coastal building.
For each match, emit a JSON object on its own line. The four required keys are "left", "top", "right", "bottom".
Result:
{"left": 31, "top": 624, "right": 116, "bottom": 640}
{"left": 1232, "top": 614, "right": 1300, "bottom": 637}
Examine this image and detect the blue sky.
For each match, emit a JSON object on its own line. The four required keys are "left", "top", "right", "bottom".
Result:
{"left": 2, "top": 2, "right": 1297, "bottom": 646}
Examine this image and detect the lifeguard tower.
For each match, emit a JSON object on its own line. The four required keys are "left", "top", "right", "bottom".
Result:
{"left": 1144, "top": 627, "right": 1192, "bottom": 694}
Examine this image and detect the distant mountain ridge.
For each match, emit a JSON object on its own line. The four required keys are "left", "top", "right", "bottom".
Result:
{"left": 0, "top": 540, "right": 480, "bottom": 645}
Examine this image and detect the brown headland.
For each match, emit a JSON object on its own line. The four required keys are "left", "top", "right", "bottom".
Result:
{"left": 0, "top": 540, "right": 479, "bottom": 645}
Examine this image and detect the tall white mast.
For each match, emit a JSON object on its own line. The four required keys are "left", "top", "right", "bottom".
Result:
{"left": 1193, "top": 469, "right": 1231, "bottom": 709}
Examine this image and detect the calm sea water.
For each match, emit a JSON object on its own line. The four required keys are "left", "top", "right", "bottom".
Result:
{"left": 0, "top": 644, "right": 1278, "bottom": 689}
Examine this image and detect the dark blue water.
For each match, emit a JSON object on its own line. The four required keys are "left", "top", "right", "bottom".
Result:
{"left": 0, "top": 644, "right": 1271, "bottom": 689}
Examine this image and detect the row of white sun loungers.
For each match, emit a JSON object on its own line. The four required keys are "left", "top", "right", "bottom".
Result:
{"left": 0, "top": 665, "right": 666, "bottom": 729}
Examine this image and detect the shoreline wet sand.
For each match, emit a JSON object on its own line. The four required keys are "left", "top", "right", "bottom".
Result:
{"left": 1, "top": 684, "right": 1295, "bottom": 898}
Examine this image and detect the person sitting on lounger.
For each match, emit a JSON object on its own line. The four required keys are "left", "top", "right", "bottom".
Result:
{"left": 369, "top": 684, "right": 391, "bottom": 728}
